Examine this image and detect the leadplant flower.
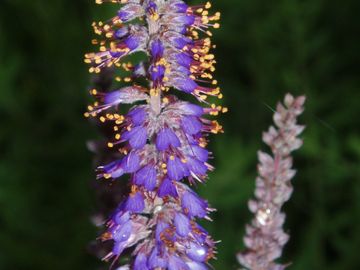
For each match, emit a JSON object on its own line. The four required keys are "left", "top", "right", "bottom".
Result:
{"left": 84, "top": 1, "right": 224, "bottom": 269}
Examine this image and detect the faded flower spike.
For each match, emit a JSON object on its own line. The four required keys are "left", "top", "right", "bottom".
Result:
{"left": 85, "top": 0, "right": 224, "bottom": 269}
{"left": 237, "top": 94, "right": 306, "bottom": 270}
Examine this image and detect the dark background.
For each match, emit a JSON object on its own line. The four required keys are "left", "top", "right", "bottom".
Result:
{"left": 0, "top": 0, "right": 359, "bottom": 269}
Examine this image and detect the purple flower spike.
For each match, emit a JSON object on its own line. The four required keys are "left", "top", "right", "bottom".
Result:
{"left": 86, "top": 0, "right": 222, "bottom": 267}
{"left": 124, "top": 192, "right": 145, "bottom": 213}
{"left": 156, "top": 128, "right": 181, "bottom": 151}
{"left": 182, "top": 191, "right": 208, "bottom": 218}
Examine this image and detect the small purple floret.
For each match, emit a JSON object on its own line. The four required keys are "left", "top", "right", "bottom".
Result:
{"left": 124, "top": 192, "right": 145, "bottom": 213}
{"left": 181, "top": 191, "right": 207, "bottom": 218}
{"left": 174, "top": 213, "right": 190, "bottom": 237}
{"left": 158, "top": 178, "right": 178, "bottom": 198}
{"left": 182, "top": 115, "right": 202, "bottom": 135}
{"left": 167, "top": 157, "right": 189, "bottom": 181}
{"left": 134, "top": 165, "right": 157, "bottom": 191}
{"left": 156, "top": 128, "right": 181, "bottom": 151}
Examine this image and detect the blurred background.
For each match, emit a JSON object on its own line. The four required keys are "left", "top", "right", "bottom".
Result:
{"left": 0, "top": 0, "right": 359, "bottom": 269}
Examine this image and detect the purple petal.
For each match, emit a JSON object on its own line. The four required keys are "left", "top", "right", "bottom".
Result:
{"left": 178, "top": 103, "right": 204, "bottom": 116}
{"left": 134, "top": 253, "right": 149, "bottom": 270}
{"left": 127, "top": 107, "right": 146, "bottom": 126}
{"left": 186, "top": 262, "right": 208, "bottom": 270}
{"left": 181, "top": 115, "right": 202, "bottom": 135}
{"left": 186, "top": 242, "right": 208, "bottom": 262}
{"left": 125, "top": 35, "right": 140, "bottom": 50}
{"left": 155, "top": 221, "right": 169, "bottom": 242}
{"left": 122, "top": 126, "right": 147, "bottom": 149}
{"left": 174, "top": 78, "right": 198, "bottom": 93}
{"left": 100, "top": 160, "right": 124, "bottom": 178}
{"left": 174, "top": 213, "right": 190, "bottom": 237}
{"left": 156, "top": 128, "right": 181, "bottom": 151}
{"left": 129, "top": 127, "right": 147, "bottom": 149}
{"left": 186, "top": 156, "right": 208, "bottom": 176}
{"left": 114, "top": 211, "right": 130, "bottom": 225}
{"left": 172, "top": 14, "right": 195, "bottom": 26}
{"left": 151, "top": 39, "right": 164, "bottom": 59}
{"left": 112, "top": 241, "right": 127, "bottom": 256}
{"left": 192, "top": 223, "right": 208, "bottom": 244}
{"left": 181, "top": 191, "right": 208, "bottom": 218}
{"left": 190, "top": 145, "right": 209, "bottom": 162}
{"left": 148, "top": 247, "right": 168, "bottom": 268}
{"left": 112, "top": 221, "right": 132, "bottom": 242}
{"left": 121, "top": 152, "right": 140, "bottom": 173}
{"left": 158, "top": 178, "right": 178, "bottom": 198}
{"left": 173, "top": 36, "right": 192, "bottom": 49}
{"left": 150, "top": 64, "right": 166, "bottom": 82}
{"left": 176, "top": 53, "right": 192, "bottom": 68}
{"left": 168, "top": 255, "right": 189, "bottom": 270}
{"left": 134, "top": 165, "right": 157, "bottom": 191}
{"left": 174, "top": 2, "right": 188, "bottom": 13}
{"left": 124, "top": 192, "right": 144, "bottom": 213}
{"left": 115, "top": 26, "right": 129, "bottom": 39}
{"left": 167, "top": 157, "right": 189, "bottom": 181}
{"left": 118, "top": 10, "right": 130, "bottom": 21}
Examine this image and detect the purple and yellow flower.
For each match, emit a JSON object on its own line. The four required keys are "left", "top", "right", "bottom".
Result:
{"left": 85, "top": 0, "right": 224, "bottom": 268}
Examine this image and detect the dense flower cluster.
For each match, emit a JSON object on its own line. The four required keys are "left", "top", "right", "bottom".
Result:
{"left": 237, "top": 94, "right": 305, "bottom": 270}
{"left": 85, "top": 0, "right": 224, "bottom": 269}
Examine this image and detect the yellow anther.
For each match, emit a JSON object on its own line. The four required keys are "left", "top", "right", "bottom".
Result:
{"left": 107, "top": 142, "right": 114, "bottom": 148}
{"left": 104, "top": 174, "right": 112, "bottom": 179}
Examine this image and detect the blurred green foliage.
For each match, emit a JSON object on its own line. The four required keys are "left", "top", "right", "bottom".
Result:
{"left": 0, "top": 0, "right": 359, "bottom": 269}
